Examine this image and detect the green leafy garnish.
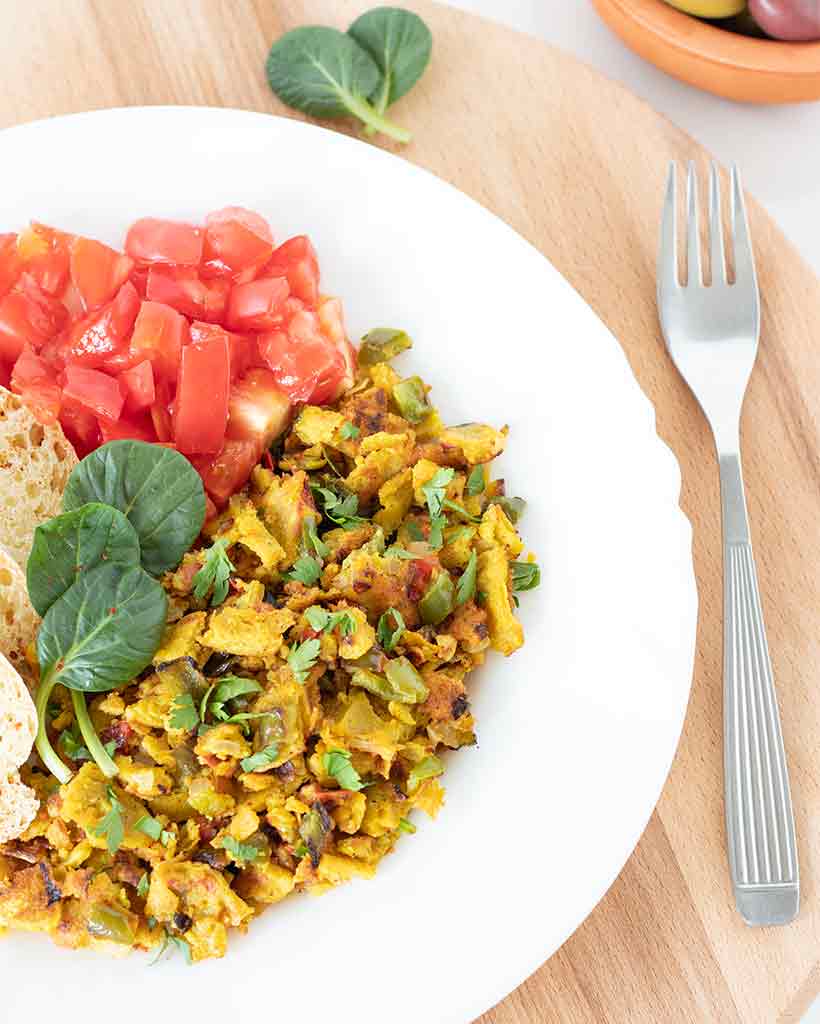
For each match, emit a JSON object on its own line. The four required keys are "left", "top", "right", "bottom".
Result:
{"left": 427, "top": 517, "right": 444, "bottom": 550}
{"left": 134, "top": 815, "right": 173, "bottom": 846}
{"left": 348, "top": 7, "right": 433, "bottom": 118}
{"left": 206, "top": 675, "right": 262, "bottom": 723}
{"left": 288, "top": 638, "right": 322, "bottom": 684}
{"left": 312, "top": 485, "right": 368, "bottom": 530}
{"left": 26, "top": 502, "right": 141, "bottom": 617}
{"left": 340, "top": 421, "right": 360, "bottom": 440}
{"left": 376, "top": 607, "right": 405, "bottom": 651}
{"left": 169, "top": 693, "right": 199, "bottom": 732}
{"left": 91, "top": 786, "right": 125, "bottom": 855}
{"left": 511, "top": 561, "right": 541, "bottom": 592}
{"left": 407, "top": 754, "right": 444, "bottom": 793}
{"left": 421, "top": 468, "right": 454, "bottom": 519}
{"left": 305, "top": 606, "right": 356, "bottom": 637}
{"left": 222, "top": 836, "right": 260, "bottom": 864}
{"left": 405, "top": 520, "right": 425, "bottom": 542}
{"left": 287, "top": 554, "right": 322, "bottom": 586}
{"left": 293, "top": 842, "right": 309, "bottom": 859}
{"left": 192, "top": 539, "right": 235, "bottom": 607}
{"left": 266, "top": 25, "right": 413, "bottom": 143}
{"left": 303, "top": 517, "right": 330, "bottom": 559}
{"left": 240, "top": 743, "right": 280, "bottom": 773}
{"left": 465, "top": 466, "right": 485, "bottom": 497}
{"left": 137, "top": 873, "right": 149, "bottom": 898}
{"left": 442, "top": 498, "right": 480, "bottom": 524}
{"left": 150, "top": 930, "right": 192, "bottom": 966}
{"left": 383, "top": 545, "right": 417, "bottom": 560}
{"left": 58, "top": 723, "right": 91, "bottom": 763}
{"left": 323, "top": 748, "right": 367, "bottom": 792}
{"left": 456, "top": 550, "right": 478, "bottom": 606}
{"left": 398, "top": 817, "right": 416, "bottom": 834}
{"left": 62, "top": 440, "right": 206, "bottom": 577}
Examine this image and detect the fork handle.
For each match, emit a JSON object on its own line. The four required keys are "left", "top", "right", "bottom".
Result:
{"left": 719, "top": 452, "right": 799, "bottom": 925}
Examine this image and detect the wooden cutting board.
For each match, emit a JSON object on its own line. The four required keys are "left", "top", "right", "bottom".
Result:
{"left": 3, "top": 1, "right": 820, "bottom": 1020}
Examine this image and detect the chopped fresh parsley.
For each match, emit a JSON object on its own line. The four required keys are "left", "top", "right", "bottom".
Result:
{"left": 340, "top": 421, "right": 360, "bottom": 440}
{"left": 169, "top": 692, "right": 199, "bottom": 731}
{"left": 376, "top": 607, "right": 405, "bottom": 652}
{"left": 58, "top": 723, "right": 91, "bottom": 762}
{"left": 323, "top": 748, "right": 367, "bottom": 791}
{"left": 134, "top": 815, "right": 173, "bottom": 847}
{"left": 305, "top": 605, "right": 356, "bottom": 637}
{"left": 288, "top": 554, "right": 323, "bottom": 586}
{"left": 421, "top": 467, "right": 454, "bottom": 519}
{"left": 442, "top": 498, "right": 481, "bottom": 524}
{"left": 466, "top": 465, "right": 485, "bottom": 496}
{"left": 383, "top": 546, "right": 417, "bottom": 560}
{"left": 207, "top": 675, "right": 262, "bottom": 721}
{"left": 302, "top": 516, "right": 330, "bottom": 560}
{"left": 456, "top": 550, "right": 478, "bottom": 606}
{"left": 511, "top": 561, "right": 541, "bottom": 592}
{"left": 312, "top": 485, "right": 368, "bottom": 530}
{"left": 288, "top": 637, "right": 321, "bottom": 684}
{"left": 137, "top": 873, "right": 149, "bottom": 898}
{"left": 222, "top": 836, "right": 260, "bottom": 864}
{"left": 91, "top": 786, "right": 125, "bottom": 855}
{"left": 427, "top": 516, "right": 445, "bottom": 550}
{"left": 192, "top": 538, "right": 235, "bottom": 606}
{"left": 293, "top": 842, "right": 309, "bottom": 859}
{"left": 150, "top": 930, "right": 192, "bottom": 966}
{"left": 240, "top": 742, "right": 280, "bottom": 773}
{"left": 398, "top": 817, "right": 416, "bottom": 834}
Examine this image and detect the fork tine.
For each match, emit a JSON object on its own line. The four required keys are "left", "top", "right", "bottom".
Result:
{"left": 686, "top": 161, "right": 702, "bottom": 287}
{"left": 709, "top": 161, "right": 727, "bottom": 285}
{"left": 658, "top": 162, "right": 679, "bottom": 292}
{"left": 731, "top": 165, "right": 756, "bottom": 284}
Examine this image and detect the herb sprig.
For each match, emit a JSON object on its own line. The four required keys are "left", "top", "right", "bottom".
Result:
{"left": 192, "top": 539, "right": 235, "bottom": 606}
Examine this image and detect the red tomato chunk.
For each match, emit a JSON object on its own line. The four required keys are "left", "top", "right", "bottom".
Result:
{"left": 174, "top": 338, "right": 231, "bottom": 455}
{"left": 125, "top": 218, "right": 203, "bottom": 266}
{"left": 63, "top": 365, "right": 124, "bottom": 421}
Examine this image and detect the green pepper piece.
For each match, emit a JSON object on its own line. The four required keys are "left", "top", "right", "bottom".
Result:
{"left": 419, "top": 572, "right": 455, "bottom": 625}
{"left": 358, "top": 328, "right": 412, "bottom": 366}
{"left": 488, "top": 495, "right": 526, "bottom": 524}
{"left": 407, "top": 754, "right": 444, "bottom": 793}
{"left": 350, "top": 667, "right": 396, "bottom": 703}
{"left": 86, "top": 904, "right": 135, "bottom": 945}
{"left": 392, "top": 376, "right": 430, "bottom": 424}
{"left": 383, "top": 656, "right": 429, "bottom": 704}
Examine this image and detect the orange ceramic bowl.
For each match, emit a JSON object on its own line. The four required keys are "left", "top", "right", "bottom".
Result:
{"left": 591, "top": 0, "right": 820, "bottom": 103}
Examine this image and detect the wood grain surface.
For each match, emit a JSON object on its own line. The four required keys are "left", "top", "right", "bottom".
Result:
{"left": 2, "top": 1, "right": 819, "bottom": 1021}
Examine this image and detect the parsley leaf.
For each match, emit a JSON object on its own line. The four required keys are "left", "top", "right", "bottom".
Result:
{"left": 398, "top": 817, "right": 416, "bottom": 834}
{"left": 222, "top": 836, "right": 260, "bottom": 864}
{"left": 376, "top": 607, "right": 405, "bottom": 652}
{"left": 287, "top": 554, "right": 322, "bottom": 586}
{"left": 169, "top": 692, "right": 199, "bottom": 731}
{"left": 240, "top": 742, "right": 280, "bottom": 773}
{"left": 340, "top": 421, "right": 360, "bottom": 440}
{"left": 312, "top": 485, "right": 368, "bottom": 530}
{"left": 427, "top": 516, "right": 445, "bottom": 550}
{"left": 421, "top": 467, "right": 454, "bottom": 520}
{"left": 91, "top": 786, "right": 125, "bottom": 855}
{"left": 302, "top": 517, "right": 330, "bottom": 559}
{"left": 150, "top": 930, "right": 192, "bottom": 966}
{"left": 442, "top": 498, "right": 481, "bottom": 524}
{"left": 323, "top": 748, "right": 367, "bottom": 791}
{"left": 305, "top": 606, "right": 356, "bottom": 637}
{"left": 466, "top": 465, "right": 485, "bottom": 496}
{"left": 288, "top": 638, "right": 321, "bottom": 684}
{"left": 456, "top": 550, "right": 478, "bottom": 606}
{"left": 134, "top": 815, "right": 173, "bottom": 847}
{"left": 58, "top": 723, "right": 91, "bottom": 763}
{"left": 192, "top": 538, "right": 235, "bottom": 606}
{"left": 383, "top": 546, "right": 417, "bottom": 560}
{"left": 206, "top": 675, "right": 262, "bottom": 723}
{"left": 137, "top": 873, "right": 149, "bottom": 898}
{"left": 511, "top": 561, "right": 541, "bottom": 592}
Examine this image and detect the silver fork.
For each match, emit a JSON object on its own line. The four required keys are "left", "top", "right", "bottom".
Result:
{"left": 657, "top": 162, "right": 798, "bottom": 926}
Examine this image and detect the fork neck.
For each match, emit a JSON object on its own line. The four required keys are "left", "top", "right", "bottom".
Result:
{"left": 717, "top": 449, "right": 751, "bottom": 546}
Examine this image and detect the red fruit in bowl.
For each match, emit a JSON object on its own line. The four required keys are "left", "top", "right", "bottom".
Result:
{"left": 749, "top": 0, "right": 820, "bottom": 41}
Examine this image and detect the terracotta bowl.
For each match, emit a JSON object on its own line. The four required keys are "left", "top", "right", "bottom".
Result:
{"left": 591, "top": 0, "right": 820, "bottom": 103}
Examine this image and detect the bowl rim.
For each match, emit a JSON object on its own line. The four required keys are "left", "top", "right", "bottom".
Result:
{"left": 599, "top": 0, "right": 820, "bottom": 75}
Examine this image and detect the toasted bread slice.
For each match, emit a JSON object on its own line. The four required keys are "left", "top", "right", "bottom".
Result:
{"left": 0, "top": 386, "right": 77, "bottom": 568}
{"left": 0, "top": 652, "right": 38, "bottom": 842}
{"left": 0, "top": 768, "right": 38, "bottom": 844}
{"left": 0, "top": 544, "right": 40, "bottom": 671}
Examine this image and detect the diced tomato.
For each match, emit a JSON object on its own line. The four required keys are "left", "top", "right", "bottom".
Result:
{"left": 0, "top": 234, "right": 21, "bottom": 299}
{"left": 189, "top": 321, "right": 252, "bottom": 383}
{"left": 63, "top": 365, "right": 124, "bottom": 420}
{"left": 129, "top": 265, "right": 150, "bottom": 298}
{"left": 194, "top": 438, "right": 260, "bottom": 506}
{"left": 119, "top": 359, "right": 155, "bottom": 413}
{"left": 265, "top": 236, "right": 320, "bottom": 306}
{"left": 11, "top": 346, "right": 54, "bottom": 392}
{"left": 99, "top": 346, "right": 149, "bottom": 374}
{"left": 63, "top": 280, "right": 140, "bottom": 368}
{"left": 256, "top": 310, "right": 346, "bottom": 405}
{"left": 125, "top": 218, "right": 203, "bottom": 266}
{"left": 146, "top": 267, "right": 229, "bottom": 323}
{"left": 0, "top": 275, "right": 68, "bottom": 362}
{"left": 174, "top": 338, "right": 231, "bottom": 455}
{"left": 0, "top": 362, "right": 9, "bottom": 390}
{"left": 204, "top": 495, "right": 218, "bottom": 523}
{"left": 98, "top": 412, "right": 155, "bottom": 443}
{"left": 226, "top": 367, "right": 291, "bottom": 449}
{"left": 317, "top": 296, "right": 356, "bottom": 398}
{"left": 226, "top": 276, "right": 289, "bottom": 332}
{"left": 70, "top": 236, "right": 134, "bottom": 311}
{"left": 59, "top": 399, "right": 100, "bottom": 456}
{"left": 17, "top": 223, "right": 71, "bottom": 296}
{"left": 19, "top": 382, "right": 62, "bottom": 426}
{"left": 204, "top": 207, "right": 274, "bottom": 275}
{"left": 149, "top": 377, "right": 173, "bottom": 442}
{"left": 130, "top": 300, "right": 188, "bottom": 381}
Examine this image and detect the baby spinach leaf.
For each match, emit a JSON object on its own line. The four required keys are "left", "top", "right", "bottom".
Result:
{"left": 265, "top": 25, "right": 410, "bottom": 143}
{"left": 348, "top": 7, "right": 432, "bottom": 111}
{"left": 26, "top": 503, "right": 141, "bottom": 617}
{"left": 62, "top": 441, "right": 206, "bottom": 577}
{"left": 37, "top": 563, "right": 168, "bottom": 694}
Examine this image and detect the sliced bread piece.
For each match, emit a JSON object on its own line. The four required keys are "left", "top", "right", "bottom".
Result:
{"left": 0, "top": 651, "right": 37, "bottom": 769}
{"left": 0, "top": 544, "right": 40, "bottom": 671}
{"left": 0, "top": 769, "right": 38, "bottom": 844}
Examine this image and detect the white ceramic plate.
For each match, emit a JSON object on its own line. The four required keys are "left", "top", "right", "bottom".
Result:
{"left": 0, "top": 108, "right": 697, "bottom": 1024}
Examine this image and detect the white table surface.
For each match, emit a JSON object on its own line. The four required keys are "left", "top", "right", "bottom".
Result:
{"left": 444, "top": 2, "right": 820, "bottom": 1021}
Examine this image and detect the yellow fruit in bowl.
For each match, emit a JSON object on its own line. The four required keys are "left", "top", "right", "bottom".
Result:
{"left": 663, "top": 0, "right": 747, "bottom": 16}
